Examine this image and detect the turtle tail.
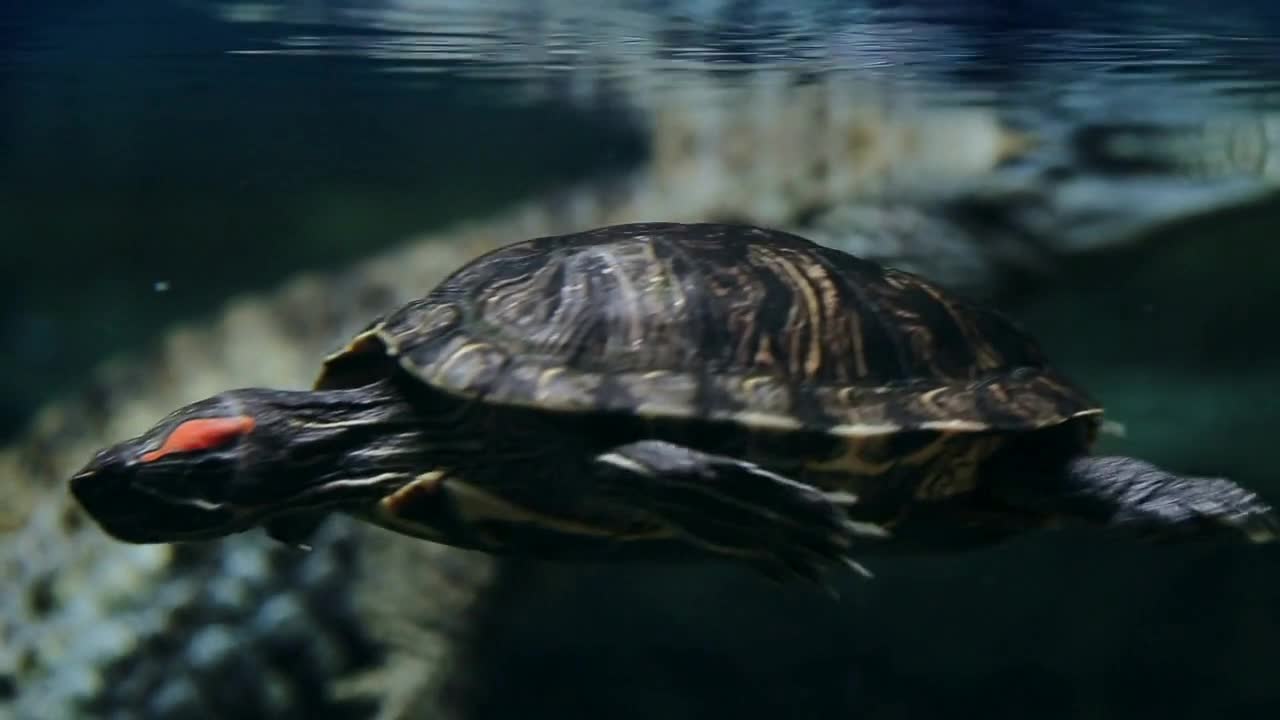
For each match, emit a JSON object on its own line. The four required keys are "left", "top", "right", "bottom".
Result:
{"left": 1056, "top": 456, "right": 1280, "bottom": 544}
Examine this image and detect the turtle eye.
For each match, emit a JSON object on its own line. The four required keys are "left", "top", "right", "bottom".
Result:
{"left": 140, "top": 416, "right": 256, "bottom": 463}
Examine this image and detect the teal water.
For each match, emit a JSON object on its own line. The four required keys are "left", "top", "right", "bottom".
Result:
{"left": 4, "top": 3, "right": 1280, "bottom": 720}
{"left": 2, "top": 2, "right": 643, "bottom": 438}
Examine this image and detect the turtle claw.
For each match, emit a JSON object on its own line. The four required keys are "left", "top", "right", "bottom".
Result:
{"left": 842, "top": 555, "right": 875, "bottom": 579}
{"left": 824, "top": 490, "right": 861, "bottom": 507}
{"left": 749, "top": 553, "right": 833, "bottom": 593}
{"left": 264, "top": 509, "right": 326, "bottom": 550}
{"left": 1215, "top": 507, "right": 1280, "bottom": 544}
{"left": 748, "top": 547, "right": 872, "bottom": 597}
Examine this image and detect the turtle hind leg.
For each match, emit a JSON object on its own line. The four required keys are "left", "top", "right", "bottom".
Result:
{"left": 591, "top": 440, "right": 888, "bottom": 587}
{"left": 1019, "top": 456, "right": 1280, "bottom": 544}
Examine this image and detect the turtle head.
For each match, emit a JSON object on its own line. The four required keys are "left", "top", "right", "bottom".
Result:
{"left": 70, "top": 380, "right": 433, "bottom": 544}
{"left": 69, "top": 384, "right": 419, "bottom": 544}
{"left": 69, "top": 390, "right": 286, "bottom": 543}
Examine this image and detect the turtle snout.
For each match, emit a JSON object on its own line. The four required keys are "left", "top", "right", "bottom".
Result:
{"left": 69, "top": 449, "right": 130, "bottom": 510}
{"left": 68, "top": 447, "right": 154, "bottom": 535}
{"left": 68, "top": 442, "right": 249, "bottom": 543}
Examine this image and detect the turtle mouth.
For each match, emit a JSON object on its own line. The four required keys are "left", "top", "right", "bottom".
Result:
{"left": 70, "top": 468, "right": 258, "bottom": 543}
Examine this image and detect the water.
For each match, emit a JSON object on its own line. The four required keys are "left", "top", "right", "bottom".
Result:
{"left": 3, "top": 2, "right": 1280, "bottom": 719}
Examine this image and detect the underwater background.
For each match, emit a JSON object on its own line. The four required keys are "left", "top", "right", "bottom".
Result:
{"left": 4, "top": 1, "right": 1280, "bottom": 718}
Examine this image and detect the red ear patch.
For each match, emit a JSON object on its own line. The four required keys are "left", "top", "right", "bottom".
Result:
{"left": 140, "top": 415, "right": 256, "bottom": 463}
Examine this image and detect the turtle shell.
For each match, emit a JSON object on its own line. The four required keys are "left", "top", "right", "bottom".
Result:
{"left": 316, "top": 222, "right": 1101, "bottom": 437}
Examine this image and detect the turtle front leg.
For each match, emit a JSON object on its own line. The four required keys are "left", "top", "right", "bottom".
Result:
{"left": 592, "top": 440, "right": 889, "bottom": 586}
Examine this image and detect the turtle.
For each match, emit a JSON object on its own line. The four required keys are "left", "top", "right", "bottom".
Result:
{"left": 68, "top": 222, "right": 1278, "bottom": 585}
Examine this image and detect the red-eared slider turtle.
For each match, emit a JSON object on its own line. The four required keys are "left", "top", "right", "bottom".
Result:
{"left": 68, "top": 222, "right": 1278, "bottom": 583}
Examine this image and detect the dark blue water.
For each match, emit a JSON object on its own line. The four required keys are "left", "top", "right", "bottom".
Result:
{"left": 2, "top": 2, "right": 649, "bottom": 438}
{"left": 5, "top": 3, "right": 1280, "bottom": 720}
